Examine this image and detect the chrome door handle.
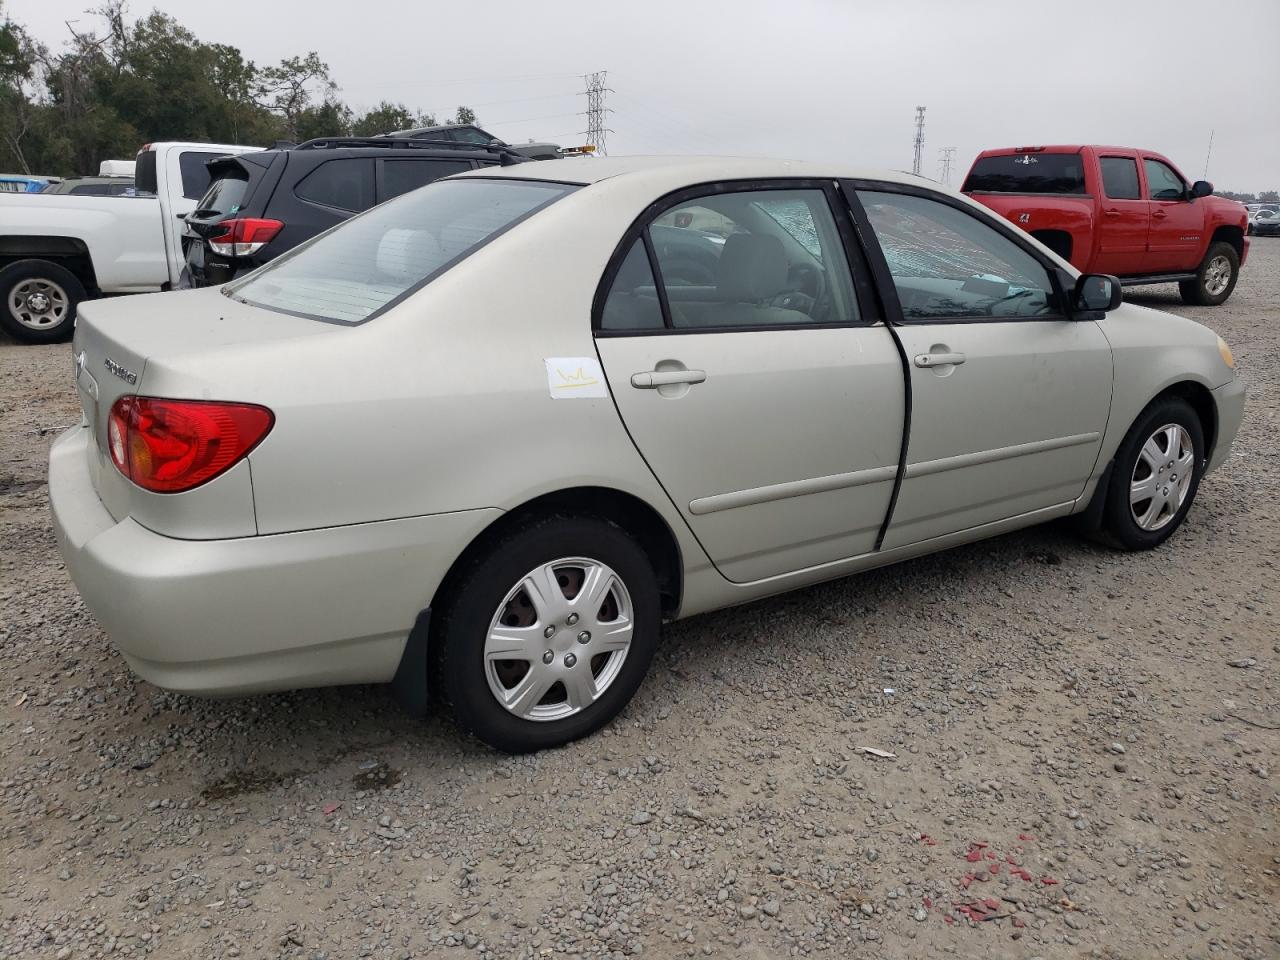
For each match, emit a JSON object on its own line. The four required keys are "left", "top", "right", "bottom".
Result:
{"left": 631, "top": 369, "right": 707, "bottom": 389}
{"left": 914, "top": 352, "right": 966, "bottom": 368}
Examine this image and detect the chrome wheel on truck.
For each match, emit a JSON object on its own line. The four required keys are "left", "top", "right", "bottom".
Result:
{"left": 1179, "top": 241, "right": 1238, "bottom": 306}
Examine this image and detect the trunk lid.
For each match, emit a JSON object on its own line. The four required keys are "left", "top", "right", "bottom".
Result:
{"left": 72, "top": 288, "right": 334, "bottom": 532}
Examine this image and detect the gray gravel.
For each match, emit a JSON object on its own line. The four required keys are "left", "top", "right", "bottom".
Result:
{"left": 3, "top": 241, "right": 1278, "bottom": 959}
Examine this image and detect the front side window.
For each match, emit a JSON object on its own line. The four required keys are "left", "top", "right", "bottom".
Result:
{"left": 1144, "top": 159, "right": 1186, "bottom": 200}
{"left": 858, "top": 191, "right": 1057, "bottom": 320}
{"left": 1100, "top": 157, "right": 1141, "bottom": 200}
{"left": 230, "top": 178, "right": 576, "bottom": 324}
{"left": 623, "top": 188, "right": 858, "bottom": 330}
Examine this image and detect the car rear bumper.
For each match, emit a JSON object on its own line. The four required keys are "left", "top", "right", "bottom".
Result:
{"left": 49, "top": 425, "right": 499, "bottom": 697}
{"left": 1207, "top": 376, "right": 1245, "bottom": 475}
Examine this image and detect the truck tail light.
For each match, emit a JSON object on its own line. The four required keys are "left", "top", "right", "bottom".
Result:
{"left": 208, "top": 218, "right": 284, "bottom": 257}
{"left": 107, "top": 397, "right": 274, "bottom": 493}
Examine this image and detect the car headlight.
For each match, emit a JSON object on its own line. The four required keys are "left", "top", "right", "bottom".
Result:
{"left": 1218, "top": 336, "right": 1235, "bottom": 371}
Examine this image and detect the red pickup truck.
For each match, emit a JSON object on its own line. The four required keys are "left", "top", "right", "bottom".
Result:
{"left": 962, "top": 145, "right": 1249, "bottom": 305}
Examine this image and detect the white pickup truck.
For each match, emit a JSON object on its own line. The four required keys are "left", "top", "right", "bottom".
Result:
{"left": 0, "top": 141, "right": 258, "bottom": 343}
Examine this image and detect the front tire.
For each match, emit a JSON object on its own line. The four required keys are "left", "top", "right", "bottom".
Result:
{"left": 1178, "top": 241, "right": 1238, "bottom": 306}
{"left": 1100, "top": 397, "right": 1204, "bottom": 550}
{"left": 0, "top": 259, "right": 86, "bottom": 343}
{"left": 434, "top": 516, "right": 660, "bottom": 753}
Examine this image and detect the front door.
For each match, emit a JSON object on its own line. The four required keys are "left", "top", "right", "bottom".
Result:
{"left": 850, "top": 186, "right": 1113, "bottom": 550}
{"left": 594, "top": 184, "right": 906, "bottom": 583}
{"left": 1142, "top": 157, "right": 1205, "bottom": 272}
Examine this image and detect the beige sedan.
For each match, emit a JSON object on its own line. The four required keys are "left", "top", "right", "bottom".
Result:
{"left": 50, "top": 157, "right": 1244, "bottom": 752}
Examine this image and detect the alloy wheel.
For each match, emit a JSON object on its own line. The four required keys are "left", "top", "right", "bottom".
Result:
{"left": 1203, "top": 255, "right": 1232, "bottom": 297}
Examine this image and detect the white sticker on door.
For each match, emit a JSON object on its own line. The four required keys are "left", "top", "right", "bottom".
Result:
{"left": 545, "top": 357, "right": 609, "bottom": 399}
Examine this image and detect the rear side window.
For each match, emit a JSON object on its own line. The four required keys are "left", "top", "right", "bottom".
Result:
{"left": 381, "top": 159, "right": 474, "bottom": 200}
{"left": 229, "top": 178, "right": 576, "bottom": 324}
{"left": 962, "top": 153, "right": 1086, "bottom": 195}
{"left": 179, "top": 152, "right": 223, "bottom": 199}
{"left": 295, "top": 158, "right": 375, "bottom": 212}
{"left": 600, "top": 240, "right": 664, "bottom": 331}
{"left": 1100, "top": 157, "right": 1141, "bottom": 200}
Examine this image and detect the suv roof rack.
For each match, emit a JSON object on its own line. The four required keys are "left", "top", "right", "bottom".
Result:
{"left": 292, "top": 137, "right": 527, "bottom": 166}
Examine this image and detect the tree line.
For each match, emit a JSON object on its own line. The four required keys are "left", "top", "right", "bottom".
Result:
{"left": 0, "top": 1, "right": 477, "bottom": 176}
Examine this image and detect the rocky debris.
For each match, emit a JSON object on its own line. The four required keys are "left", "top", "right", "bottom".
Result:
{"left": 2, "top": 248, "right": 1279, "bottom": 958}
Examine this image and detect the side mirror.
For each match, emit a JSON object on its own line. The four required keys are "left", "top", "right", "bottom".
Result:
{"left": 1190, "top": 180, "right": 1213, "bottom": 199}
{"left": 1072, "top": 273, "right": 1122, "bottom": 317}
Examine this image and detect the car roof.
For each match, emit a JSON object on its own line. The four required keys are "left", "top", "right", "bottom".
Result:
{"left": 452, "top": 154, "right": 931, "bottom": 188}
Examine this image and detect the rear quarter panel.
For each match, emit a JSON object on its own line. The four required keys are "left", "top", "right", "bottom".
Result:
{"left": 964, "top": 192, "right": 1097, "bottom": 270}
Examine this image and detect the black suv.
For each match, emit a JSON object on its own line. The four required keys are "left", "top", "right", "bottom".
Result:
{"left": 181, "top": 137, "right": 522, "bottom": 288}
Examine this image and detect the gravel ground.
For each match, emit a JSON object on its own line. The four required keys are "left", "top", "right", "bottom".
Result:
{"left": 2, "top": 241, "right": 1277, "bottom": 960}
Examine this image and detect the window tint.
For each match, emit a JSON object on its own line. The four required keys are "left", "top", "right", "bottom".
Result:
{"left": 452, "top": 127, "right": 495, "bottom": 145}
{"left": 1100, "top": 157, "right": 1141, "bottom": 200}
{"left": 70, "top": 183, "right": 111, "bottom": 196}
{"left": 381, "top": 159, "right": 473, "bottom": 200}
{"left": 962, "top": 153, "right": 1086, "bottom": 194}
{"left": 642, "top": 188, "right": 857, "bottom": 330}
{"left": 178, "top": 152, "right": 222, "bottom": 200}
{"left": 230, "top": 178, "right": 575, "bottom": 324}
{"left": 859, "top": 191, "right": 1057, "bottom": 320}
{"left": 195, "top": 171, "right": 250, "bottom": 216}
{"left": 1144, "top": 159, "right": 1186, "bottom": 200}
{"left": 295, "top": 158, "right": 375, "bottom": 212}
{"left": 600, "top": 240, "right": 664, "bottom": 331}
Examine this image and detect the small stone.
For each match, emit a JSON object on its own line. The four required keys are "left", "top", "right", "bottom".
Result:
{"left": 1228, "top": 658, "right": 1256, "bottom": 668}
{"left": 913, "top": 907, "right": 927, "bottom": 922}
{"left": 631, "top": 811, "right": 652, "bottom": 826}
{"left": 860, "top": 902, "right": 874, "bottom": 916}
{"left": 762, "top": 900, "right": 780, "bottom": 917}
{"left": 1107, "top": 743, "right": 1126, "bottom": 755}
{"left": 738, "top": 906, "right": 757, "bottom": 920}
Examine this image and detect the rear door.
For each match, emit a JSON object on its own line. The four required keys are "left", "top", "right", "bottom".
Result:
{"left": 1142, "top": 156, "right": 1204, "bottom": 272}
{"left": 594, "top": 182, "right": 906, "bottom": 583}
{"left": 1094, "top": 153, "right": 1149, "bottom": 275}
{"left": 849, "top": 184, "right": 1113, "bottom": 550}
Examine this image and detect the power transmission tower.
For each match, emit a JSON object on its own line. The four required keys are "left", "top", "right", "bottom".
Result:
{"left": 911, "top": 106, "right": 926, "bottom": 176}
{"left": 583, "top": 71, "right": 613, "bottom": 155}
{"left": 939, "top": 146, "right": 957, "bottom": 185}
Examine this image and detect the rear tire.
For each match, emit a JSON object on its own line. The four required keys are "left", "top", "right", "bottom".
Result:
{"left": 1178, "top": 241, "right": 1238, "bottom": 306}
{"left": 0, "top": 259, "right": 86, "bottom": 344}
{"left": 1099, "top": 397, "right": 1204, "bottom": 551}
{"left": 433, "top": 516, "right": 660, "bottom": 753}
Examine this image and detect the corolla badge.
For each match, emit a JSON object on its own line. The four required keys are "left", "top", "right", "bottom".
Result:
{"left": 103, "top": 356, "right": 138, "bottom": 385}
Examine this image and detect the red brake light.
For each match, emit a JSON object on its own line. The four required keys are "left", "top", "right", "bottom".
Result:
{"left": 208, "top": 218, "right": 284, "bottom": 257}
{"left": 107, "top": 397, "right": 274, "bottom": 493}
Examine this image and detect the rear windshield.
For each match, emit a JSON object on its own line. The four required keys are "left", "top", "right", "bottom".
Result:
{"left": 962, "top": 153, "right": 1087, "bottom": 195}
{"left": 194, "top": 167, "right": 250, "bottom": 217}
{"left": 228, "top": 177, "right": 576, "bottom": 324}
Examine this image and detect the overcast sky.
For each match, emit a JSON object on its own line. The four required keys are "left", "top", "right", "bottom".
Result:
{"left": 13, "top": 0, "right": 1280, "bottom": 190}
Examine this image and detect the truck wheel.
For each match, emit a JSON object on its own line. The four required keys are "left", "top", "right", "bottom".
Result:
{"left": 0, "top": 260, "right": 86, "bottom": 344}
{"left": 1178, "top": 241, "right": 1238, "bottom": 306}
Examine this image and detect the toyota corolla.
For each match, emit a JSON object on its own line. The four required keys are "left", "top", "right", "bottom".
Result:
{"left": 50, "top": 157, "right": 1244, "bottom": 752}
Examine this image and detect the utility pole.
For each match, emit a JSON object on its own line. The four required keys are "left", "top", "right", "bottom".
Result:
{"left": 583, "top": 71, "right": 613, "bottom": 156}
{"left": 939, "top": 146, "right": 957, "bottom": 186}
{"left": 1202, "top": 129, "right": 1214, "bottom": 180}
{"left": 911, "top": 106, "right": 926, "bottom": 176}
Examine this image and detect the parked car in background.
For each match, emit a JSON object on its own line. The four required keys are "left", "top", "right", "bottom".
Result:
{"left": 962, "top": 145, "right": 1249, "bottom": 305}
{"left": 182, "top": 137, "right": 519, "bottom": 288}
{"left": 0, "top": 142, "right": 257, "bottom": 343}
{"left": 51, "top": 157, "right": 1243, "bottom": 752}
{"left": 379, "top": 123, "right": 588, "bottom": 160}
{"left": 41, "top": 159, "right": 138, "bottom": 197}
{"left": 1250, "top": 207, "right": 1280, "bottom": 236}
{"left": 0, "top": 174, "right": 56, "bottom": 193}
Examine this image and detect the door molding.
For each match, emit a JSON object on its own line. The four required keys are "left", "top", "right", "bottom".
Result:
{"left": 904, "top": 432, "right": 1101, "bottom": 479}
{"left": 689, "top": 464, "right": 898, "bottom": 515}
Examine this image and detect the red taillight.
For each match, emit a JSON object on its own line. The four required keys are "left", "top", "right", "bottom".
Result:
{"left": 107, "top": 397, "right": 274, "bottom": 493}
{"left": 208, "top": 218, "right": 284, "bottom": 257}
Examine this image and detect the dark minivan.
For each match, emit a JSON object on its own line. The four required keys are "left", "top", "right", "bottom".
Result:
{"left": 181, "top": 137, "right": 521, "bottom": 287}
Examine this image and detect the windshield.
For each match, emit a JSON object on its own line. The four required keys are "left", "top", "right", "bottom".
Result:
{"left": 229, "top": 177, "right": 576, "bottom": 324}
{"left": 962, "top": 153, "right": 1087, "bottom": 195}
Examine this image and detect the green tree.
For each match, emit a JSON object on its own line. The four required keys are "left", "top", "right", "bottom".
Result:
{"left": 256, "top": 52, "right": 335, "bottom": 140}
{"left": 450, "top": 105, "right": 477, "bottom": 125}
{"left": 294, "top": 97, "right": 352, "bottom": 141}
{"left": 1260, "top": 190, "right": 1279, "bottom": 202}
{"left": 352, "top": 100, "right": 431, "bottom": 137}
